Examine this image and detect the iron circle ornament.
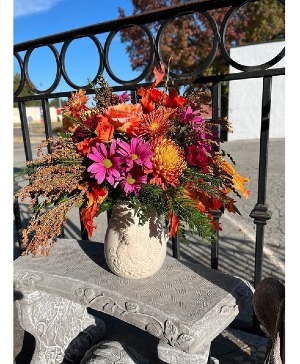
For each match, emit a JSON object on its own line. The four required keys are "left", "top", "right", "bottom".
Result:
{"left": 60, "top": 34, "right": 104, "bottom": 90}
{"left": 14, "top": 52, "right": 25, "bottom": 97}
{"left": 24, "top": 44, "right": 61, "bottom": 94}
{"left": 219, "top": 0, "right": 285, "bottom": 72}
{"left": 156, "top": 11, "right": 219, "bottom": 80}
{"left": 104, "top": 24, "right": 156, "bottom": 85}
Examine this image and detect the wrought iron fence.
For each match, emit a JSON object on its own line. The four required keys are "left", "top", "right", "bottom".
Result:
{"left": 14, "top": 0, "right": 285, "bottom": 334}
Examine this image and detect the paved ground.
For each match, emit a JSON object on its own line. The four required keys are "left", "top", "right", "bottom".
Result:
{"left": 13, "top": 133, "right": 285, "bottom": 363}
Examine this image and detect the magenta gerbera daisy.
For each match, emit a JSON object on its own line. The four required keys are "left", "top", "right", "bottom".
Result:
{"left": 87, "top": 140, "right": 123, "bottom": 185}
{"left": 118, "top": 166, "right": 148, "bottom": 196}
{"left": 180, "top": 105, "right": 204, "bottom": 126}
{"left": 116, "top": 136, "right": 154, "bottom": 171}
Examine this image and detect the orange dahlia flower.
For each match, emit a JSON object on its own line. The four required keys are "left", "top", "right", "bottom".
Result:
{"left": 104, "top": 103, "right": 143, "bottom": 134}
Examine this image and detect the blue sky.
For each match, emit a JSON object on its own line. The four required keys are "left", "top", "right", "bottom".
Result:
{"left": 13, "top": 0, "right": 133, "bottom": 41}
{"left": 13, "top": 0, "right": 142, "bottom": 94}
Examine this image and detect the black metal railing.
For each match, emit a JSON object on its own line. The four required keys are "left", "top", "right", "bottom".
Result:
{"left": 14, "top": 0, "right": 285, "bottom": 334}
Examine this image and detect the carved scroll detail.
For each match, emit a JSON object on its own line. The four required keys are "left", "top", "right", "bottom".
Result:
{"left": 73, "top": 287, "right": 195, "bottom": 350}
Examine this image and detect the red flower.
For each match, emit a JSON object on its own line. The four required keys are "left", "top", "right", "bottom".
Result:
{"left": 169, "top": 88, "right": 186, "bottom": 108}
{"left": 186, "top": 145, "right": 209, "bottom": 173}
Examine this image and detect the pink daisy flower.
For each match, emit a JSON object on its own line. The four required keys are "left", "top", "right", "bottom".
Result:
{"left": 180, "top": 105, "right": 204, "bottom": 126}
{"left": 87, "top": 140, "right": 123, "bottom": 185}
{"left": 116, "top": 137, "right": 154, "bottom": 171}
{"left": 118, "top": 166, "right": 148, "bottom": 196}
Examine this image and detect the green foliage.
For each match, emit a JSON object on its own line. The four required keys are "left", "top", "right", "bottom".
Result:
{"left": 172, "top": 196, "right": 217, "bottom": 245}
{"left": 49, "top": 98, "right": 67, "bottom": 108}
{"left": 13, "top": 73, "right": 40, "bottom": 107}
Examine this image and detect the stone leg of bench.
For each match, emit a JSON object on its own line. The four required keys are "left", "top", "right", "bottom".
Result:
{"left": 158, "top": 340, "right": 211, "bottom": 364}
{"left": 14, "top": 288, "right": 106, "bottom": 364}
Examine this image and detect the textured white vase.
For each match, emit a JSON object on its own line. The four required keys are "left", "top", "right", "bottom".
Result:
{"left": 104, "top": 202, "right": 168, "bottom": 279}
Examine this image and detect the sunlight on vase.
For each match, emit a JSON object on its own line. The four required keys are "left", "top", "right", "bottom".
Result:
{"left": 104, "top": 203, "right": 169, "bottom": 279}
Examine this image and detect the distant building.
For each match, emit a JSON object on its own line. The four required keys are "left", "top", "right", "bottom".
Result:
{"left": 228, "top": 41, "right": 285, "bottom": 141}
{"left": 13, "top": 106, "right": 60, "bottom": 124}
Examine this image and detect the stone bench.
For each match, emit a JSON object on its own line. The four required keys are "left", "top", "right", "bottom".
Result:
{"left": 14, "top": 238, "right": 254, "bottom": 363}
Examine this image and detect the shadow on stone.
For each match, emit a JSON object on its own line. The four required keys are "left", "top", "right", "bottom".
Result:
{"left": 14, "top": 320, "right": 35, "bottom": 364}
{"left": 87, "top": 309, "right": 162, "bottom": 363}
{"left": 210, "top": 327, "right": 269, "bottom": 364}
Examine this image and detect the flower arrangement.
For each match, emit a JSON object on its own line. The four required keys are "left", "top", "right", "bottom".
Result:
{"left": 14, "top": 64, "right": 250, "bottom": 257}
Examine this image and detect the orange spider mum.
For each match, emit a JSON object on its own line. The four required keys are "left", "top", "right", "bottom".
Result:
{"left": 151, "top": 137, "right": 187, "bottom": 188}
{"left": 63, "top": 89, "right": 89, "bottom": 117}
{"left": 140, "top": 107, "right": 174, "bottom": 138}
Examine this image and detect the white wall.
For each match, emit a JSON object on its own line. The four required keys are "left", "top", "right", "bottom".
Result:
{"left": 228, "top": 41, "right": 285, "bottom": 141}
{"left": 13, "top": 106, "right": 59, "bottom": 124}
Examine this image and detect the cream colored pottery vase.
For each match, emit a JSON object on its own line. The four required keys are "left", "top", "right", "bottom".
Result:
{"left": 104, "top": 202, "right": 168, "bottom": 279}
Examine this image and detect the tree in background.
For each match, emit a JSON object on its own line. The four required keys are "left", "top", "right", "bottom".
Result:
{"left": 49, "top": 98, "right": 67, "bottom": 108}
{"left": 118, "top": 0, "right": 284, "bottom": 138}
{"left": 13, "top": 73, "right": 40, "bottom": 107}
{"left": 118, "top": 0, "right": 284, "bottom": 78}
{"left": 14, "top": 73, "right": 67, "bottom": 109}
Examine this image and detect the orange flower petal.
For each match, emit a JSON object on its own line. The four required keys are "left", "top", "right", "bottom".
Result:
{"left": 153, "top": 62, "right": 165, "bottom": 86}
{"left": 80, "top": 186, "right": 108, "bottom": 237}
{"left": 221, "top": 159, "right": 250, "bottom": 199}
{"left": 169, "top": 211, "right": 179, "bottom": 237}
{"left": 95, "top": 116, "right": 115, "bottom": 143}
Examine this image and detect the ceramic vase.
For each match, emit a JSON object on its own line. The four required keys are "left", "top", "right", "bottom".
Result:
{"left": 104, "top": 203, "right": 168, "bottom": 279}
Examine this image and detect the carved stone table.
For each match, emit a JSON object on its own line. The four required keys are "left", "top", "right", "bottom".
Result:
{"left": 14, "top": 238, "right": 253, "bottom": 364}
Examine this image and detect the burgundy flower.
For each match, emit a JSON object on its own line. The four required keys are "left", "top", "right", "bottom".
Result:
{"left": 83, "top": 115, "right": 100, "bottom": 132}
{"left": 71, "top": 126, "right": 95, "bottom": 143}
{"left": 186, "top": 145, "right": 209, "bottom": 173}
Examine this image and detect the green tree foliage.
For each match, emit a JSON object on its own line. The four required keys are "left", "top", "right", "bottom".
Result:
{"left": 14, "top": 73, "right": 67, "bottom": 109}
{"left": 49, "top": 98, "right": 67, "bottom": 108}
{"left": 13, "top": 73, "right": 40, "bottom": 107}
{"left": 242, "top": 0, "right": 285, "bottom": 43}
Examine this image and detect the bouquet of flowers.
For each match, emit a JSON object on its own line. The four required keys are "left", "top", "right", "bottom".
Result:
{"left": 14, "top": 64, "right": 250, "bottom": 257}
